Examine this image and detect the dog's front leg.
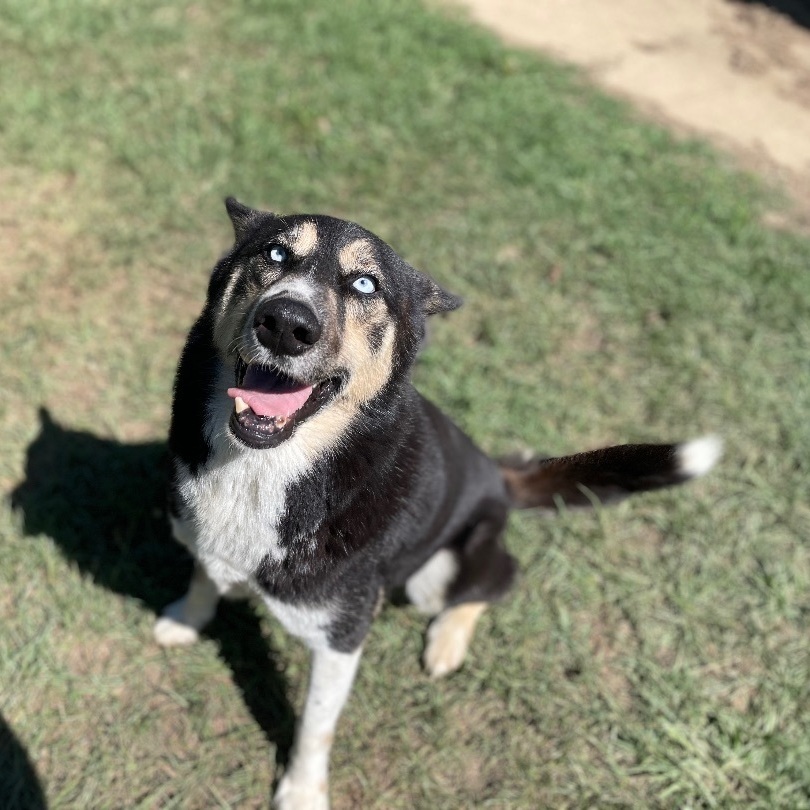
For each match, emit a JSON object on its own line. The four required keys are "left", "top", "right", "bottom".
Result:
{"left": 153, "top": 562, "right": 222, "bottom": 646}
{"left": 273, "top": 645, "right": 363, "bottom": 810}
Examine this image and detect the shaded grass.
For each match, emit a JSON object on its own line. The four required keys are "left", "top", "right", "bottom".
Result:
{"left": 1, "top": 0, "right": 810, "bottom": 807}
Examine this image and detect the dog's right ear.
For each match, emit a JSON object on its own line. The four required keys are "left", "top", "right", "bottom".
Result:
{"left": 224, "top": 197, "right": 263, "bottom": 241}
{"left": 423, "top": 278, "right": 462, "bottom": 316}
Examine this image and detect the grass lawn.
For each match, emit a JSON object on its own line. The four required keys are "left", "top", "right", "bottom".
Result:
{"left": 2, "top": 0, "right": 809, "bottom": 807}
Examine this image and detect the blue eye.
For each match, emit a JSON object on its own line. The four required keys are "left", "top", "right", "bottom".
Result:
{"left": 352, "top": 275, "right": 378, "bottom": 295}
{"left": 266, "top": 244, "right": 288, "bottom": 264}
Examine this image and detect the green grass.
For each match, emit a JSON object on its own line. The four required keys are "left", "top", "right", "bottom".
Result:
{"left": 2, "top": 0, "right": 810, "bottom": 807}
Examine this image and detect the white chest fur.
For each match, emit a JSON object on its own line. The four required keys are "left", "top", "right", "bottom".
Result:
{"left": 174, "top": 443, "right": 336, "bottom": 649}
{"left": 171, "top": 373, "right": 339, "bottom": 650}
{"left": 175, "top": 380, "right": 314, "bottom": 577}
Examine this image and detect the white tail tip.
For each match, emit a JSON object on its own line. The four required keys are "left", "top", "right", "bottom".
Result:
{"left": 677, "top": 435, "right": 723, "bottom": 478}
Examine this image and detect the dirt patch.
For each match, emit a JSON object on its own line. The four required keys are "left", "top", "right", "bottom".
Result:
{"left": 448, "top": 0, "right": 810, "bottom": 225}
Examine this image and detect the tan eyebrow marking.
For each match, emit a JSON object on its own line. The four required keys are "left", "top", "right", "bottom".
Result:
{"left": 338, "top": 238, "right": 376, "bottom": 272}
{"left": 289, "top": 220, "right": 318, "bottom": 257}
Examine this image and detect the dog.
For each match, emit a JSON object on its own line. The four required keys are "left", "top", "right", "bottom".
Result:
{"left": 154, "top": 198, "right": 721, "bottom": 809}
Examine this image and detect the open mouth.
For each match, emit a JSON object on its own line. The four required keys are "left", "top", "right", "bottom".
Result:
{"left": 226, "top": 359, "right": 338, "bottom": 449}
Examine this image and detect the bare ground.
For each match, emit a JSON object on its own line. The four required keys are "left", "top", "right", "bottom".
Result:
{"left": 448, "top": 0, "right": 810, "bottom": 225}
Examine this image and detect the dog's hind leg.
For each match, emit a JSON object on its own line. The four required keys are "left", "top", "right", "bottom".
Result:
{"left": 274, "top": 645, "right": 363, "bottom": 810}
{"left": 424, "top": 601, "right": 488, "bottom": 678}
{"left": 153, "top": 562, "right": 222, "bottom": 646}
{"left": 405, "top": 548, "right": 460, "bottom": 617}
{"left": 414, "top": 506, "right": 517, "bottom": 678}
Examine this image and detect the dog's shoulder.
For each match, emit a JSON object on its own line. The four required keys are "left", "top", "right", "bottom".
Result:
{"left": 261, "top": 386, "right": 505, "bottom": 584}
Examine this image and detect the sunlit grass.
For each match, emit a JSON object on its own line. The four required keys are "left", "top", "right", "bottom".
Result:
{"left": 1, "top": 0, "right": 809, "bottom": 807}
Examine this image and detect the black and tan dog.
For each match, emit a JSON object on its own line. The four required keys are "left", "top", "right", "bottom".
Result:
{"left": 155, "top": 199, "right": 721, "bottom": 809}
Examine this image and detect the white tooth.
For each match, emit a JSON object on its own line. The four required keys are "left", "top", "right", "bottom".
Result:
{"left": 234, "top": 396, "right": 250, "bottom": 414}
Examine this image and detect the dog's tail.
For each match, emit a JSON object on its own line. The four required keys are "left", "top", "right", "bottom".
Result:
{"left": 500, "top": 436, "right": 721, "bottom": 511}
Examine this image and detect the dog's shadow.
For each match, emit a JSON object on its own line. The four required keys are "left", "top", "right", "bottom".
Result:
{"left": 10, "top": 409, "right": 296, "bottom": 768}
{"left": 0, "top": 711, "right": 47, "bottom": 810}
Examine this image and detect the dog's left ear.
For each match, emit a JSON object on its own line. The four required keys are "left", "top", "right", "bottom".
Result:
{"left": 423, "top": 279, "right": 462, "bottom": 315}
{"left": 225, "top": 197, "right": 264, "bottom": 241}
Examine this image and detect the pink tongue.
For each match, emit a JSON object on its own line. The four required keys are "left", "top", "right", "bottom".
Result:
{"left": 227, "top": 386, "right": 313, "bottom": 418}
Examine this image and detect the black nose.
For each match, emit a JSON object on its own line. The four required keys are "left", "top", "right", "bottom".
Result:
{"left": 253, "top": 297, "right": 322, "bottom": 355}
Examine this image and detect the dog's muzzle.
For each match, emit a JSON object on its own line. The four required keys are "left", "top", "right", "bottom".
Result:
{"left": 225, "top": 296, "right": 341, "bottom": 449}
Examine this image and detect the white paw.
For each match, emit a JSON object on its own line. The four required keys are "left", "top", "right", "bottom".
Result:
{"left": 273, "top": 776, "right": 329, "bottom": 810}
{"left": 153, "top": 615, "right": 200, "bottom": 647}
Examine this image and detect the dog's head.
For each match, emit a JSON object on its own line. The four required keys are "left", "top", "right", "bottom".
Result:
{"left": 204, "top": 198, "right": 460, "bottom": 451}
